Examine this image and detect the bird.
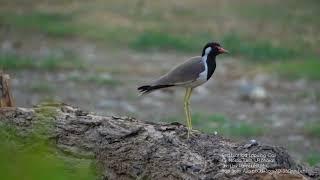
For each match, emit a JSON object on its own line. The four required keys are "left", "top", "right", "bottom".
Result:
{"left": 138, "top": 42, "right": 228, "bottom": 137}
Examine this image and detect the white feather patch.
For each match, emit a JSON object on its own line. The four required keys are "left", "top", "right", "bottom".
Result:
{"left": 205, "top": 47, "right": 212, "bottom": 55}
{"left": 198, "top": 47, "right": 211, "bottom": 81}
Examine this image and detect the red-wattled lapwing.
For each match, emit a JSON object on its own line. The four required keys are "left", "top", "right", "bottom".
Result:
{"left": 138, "top": 42, "right": 228, "bottom": 137}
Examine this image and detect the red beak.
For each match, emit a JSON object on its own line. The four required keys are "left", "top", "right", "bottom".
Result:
{"left": 218, "top": 47, "right": 229, "bottom": 54}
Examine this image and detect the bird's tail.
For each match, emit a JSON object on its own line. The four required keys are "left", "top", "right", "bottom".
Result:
{"left": 137, "top": 84, "right": 173, "bottom": 95}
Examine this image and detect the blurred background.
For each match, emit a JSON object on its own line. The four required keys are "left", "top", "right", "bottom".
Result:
{"left": 0, "top": 0, "right": 319, "bottom": 178}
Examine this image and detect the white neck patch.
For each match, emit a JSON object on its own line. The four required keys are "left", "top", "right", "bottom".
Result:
{"left": 204, "top": 47, "right": 212, "bottom": 56}
{"left": 199, "top": 47, "right": 211, "bottom": 81}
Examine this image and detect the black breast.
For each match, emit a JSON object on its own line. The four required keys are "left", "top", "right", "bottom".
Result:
{"left": 206, "top": 54, "right": 216, "bottom": 80}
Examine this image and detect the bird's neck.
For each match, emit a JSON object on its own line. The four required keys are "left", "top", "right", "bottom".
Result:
{"left": 202, "top": 53, "right": 216, "bottom": 80}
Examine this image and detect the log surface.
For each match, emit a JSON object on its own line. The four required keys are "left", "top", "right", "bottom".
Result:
{"left": 0, "top": 104, "right": 319, "bottom": 180}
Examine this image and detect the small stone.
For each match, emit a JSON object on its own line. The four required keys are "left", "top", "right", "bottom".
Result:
{"left": 238, "top": 81, "right": 269, "bottom": 103}
{"left": 244, "top": 139, "right": 258, "bottom": 148}
{"left": 100, "top": 73, "right": 112, "bottom": 80}
{"left": 250, "top": 139, "right": 257, "bottom": 145}
{"left": 112, "top": 115, "right": 121, "bottom": 120}
{"left": 1, "top": 40, "right": 15, "bottom": 53}
{"left": 237, "top": 114, "right": 247, "bottom": 121}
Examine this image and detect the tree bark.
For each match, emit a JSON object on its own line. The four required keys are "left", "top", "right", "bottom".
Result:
{"left": 0, "top": 104, "right": 319, "bottom": 180}
{"left": 0, "top": 72, "right": 14, "bottom": 107}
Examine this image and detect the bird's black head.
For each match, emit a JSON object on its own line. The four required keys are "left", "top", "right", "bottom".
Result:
{"left": 201, "top": 42, "right": 228, "bottom": 57}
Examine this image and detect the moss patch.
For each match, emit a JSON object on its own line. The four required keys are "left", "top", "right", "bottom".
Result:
{"left": 0, "top": 102, "right": 99, "bottom": 180}
{"left": 306, "top": 152, "right": 320, "bottom": 166}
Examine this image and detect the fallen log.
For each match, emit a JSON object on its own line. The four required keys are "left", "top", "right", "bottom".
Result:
{"left": 0, "top": 103, "right": 319, "bottom": 179}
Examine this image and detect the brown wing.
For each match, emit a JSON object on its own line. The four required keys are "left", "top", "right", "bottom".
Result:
{"left": 152, "top": 56, "right": 204, "bottom": 86}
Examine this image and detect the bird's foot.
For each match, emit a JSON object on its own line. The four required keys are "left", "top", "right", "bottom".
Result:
{"left": 190, "top": 129, "right": 201, "bottom": 134}
{"left": 186, "top": 128, "right": 201, "bottom": 138}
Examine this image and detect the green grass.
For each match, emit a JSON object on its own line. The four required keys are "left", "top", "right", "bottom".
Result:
{"left": 1, "top": 2, "right": 319, "bottom": 82}
{"left": 81, "top": 25, "right": 136, "bottom": 45}
{"left": 1, "top": 10, "right": 312, "bottom": 61}
{"left": 221, "top": 33, "right": 302, "bottom": 60}
{"left": 131, "top": 31, "right": 201, "bottom": 52}
{"left": 0, "top": 54, "right": 35, "bottom": 69}
{"left": 305, "top": 152, "right": 320, "bottom": 166}
{"left": 131, "top": 31, "right": 308, "bottom": 61}
{"left": 0, "top": 54, "right": 85, "bottom": 70}
{"left": 165, "top": 113, "right": 265, "bottom": 138}
{"left": 304, "top": 122, "right": 320, "bottom": 138}
{"left": 266, "top": 59, "right": 320, "bottom": 80}
{"left": 0, "top": 103, "right": 98, "bottom": 180}
{"left": 1, "top": 6, "right": 318, "bottom": 61}
{"left": 0, "top": 11, "right": 76, "bottom": 37}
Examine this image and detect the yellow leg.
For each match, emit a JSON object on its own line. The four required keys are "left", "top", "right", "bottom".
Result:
{"left": 184, "top": 88, "right": 190, "bottom": 135}
{"left": 186, "top": 88, "right": 193, "bottom": 130}
{"left": 184, "top": 88, "right": 193, "bottom": 138}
